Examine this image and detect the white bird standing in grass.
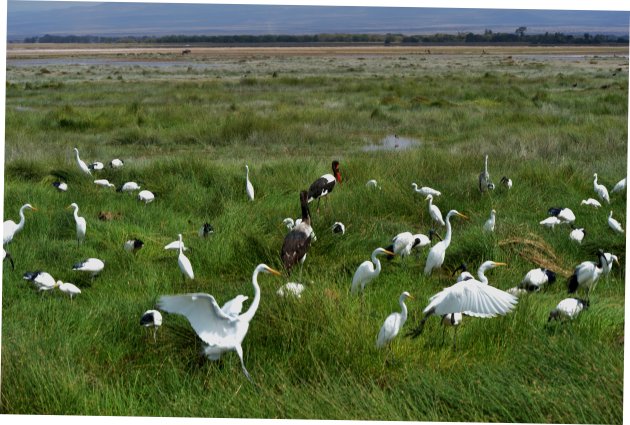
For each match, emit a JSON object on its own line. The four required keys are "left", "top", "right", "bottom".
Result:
{"left": 176, "top": 234, "right": 194, "bottom": 281}
{"left": 580, "top": 198, "right": 602, "bottom": 208}
{"left": 518, "top": 268, "right": 557, "bottom": 292}
{"left": 548, "top": 207, "right": 576, "bottom": 225}
{"left": 540, "top": 216, "right": 561, "bottom": 230}
{"left": 593, "top": 173, "right": 610, "bottom": 204}
{"left": 88, "top": 161, "right": 104, "bottom": 171}
{"left": 607, "top": 211, "right": 624, "bottom": 234}
{"left": 611, "top": 177, "right": 626, "bottom": 194}
{"left": 94, "top": 179, "right": 115, "bottom": 188}
{"left": 386, "top": 230, "right": 439, "bottom": 261}
{"left": 72, "top": 258, "right": 105, "bottom": 279}
{"left": 245, "top": 165, "right": 255, "bottom": 201}
{"left": 602, "top": 252, "right": 619, "bottom": 277}
{"left": 158, "top": 263, "right": 281, "bottom": 382}
{"left": 138, "top": 190, "right": 155, "bottom": 204}
{"left": 110, "top": 158, "right": 124, "bottom": 168}
{"left": 351, "top": 247, "right": 395, "bottom": 294}
{"left": 53, "top": 181, "right": 68, "bottom": 192}
{"left": 124, "top": 239, "right": 144, "bottom": 253}
{"left": 440, "top": 312, "right": 464, "bottom": 349}
{"left": 569, "top": 226, "right": 586, "bottom": 244}
{"left": 376, "top": 291, "right": 412, "bottom": 349}
{"left": 118, "top": 182, "right": 141, "bottom": 192}
{"left": 411, "top": 183, "right": 441, "bottom": 197}
{"left": 73, "top": 148, "right": 91, "bottom": 176}
{"left": 67, "top": 203, "right": 87, "bottom": 246}
{"left": 55, "top": 280, "right": 82, "bottom": 300}
{"left": 23, "top": 271, "right": 57, "bottom": 292}
{"left": 4, "top": 203, "right": 37, "bottom": 246}
{"left": 425, "top": 194, "right": 445, "bottom": 227}
{"left": 483, "top": 209, "right": 496, "bottom": 232}
{"left": 476, "top": 260, "right": 507, "bottom": 284}
{"left": 221, "top": 295, "right": 249, "bottom": 317}
{"left": 276, "top": 282, "right": 306, "bottom": 298}
{"left": 140, "top": 310, "right": 162, "bottom": 342}
{"left": 424, "top": 210, "right": 468, "bottom": 276}
{"left": 567, "top": 250, "right": 607, "bottom": 301}
{"left": 165, "top": 238, "right": 187, "bottom": 251}
{"left": 548, "top": 298, "right": 589, "bottom": 322}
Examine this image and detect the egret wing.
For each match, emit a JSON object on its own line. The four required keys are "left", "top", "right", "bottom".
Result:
{"left": 424, "top": 280, "right": 517, "bottom": 318}
{"left": 377, "top": 312, "right": 402, "bottom": 347}
{"left": 158, "top": 293, "right": 238, "bottom": 346}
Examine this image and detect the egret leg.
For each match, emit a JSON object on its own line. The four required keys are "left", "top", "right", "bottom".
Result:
{"left": 235, "top": 345, "right": 252, "bottom": 383}
{"left": 153, "top": 326, "right": 158, "bottom": 343}
{"left": 441, "top": 325, "right": 446, "bottom": 346}
{"left": 453, "top": 326, "right": 458, "bottom": 351}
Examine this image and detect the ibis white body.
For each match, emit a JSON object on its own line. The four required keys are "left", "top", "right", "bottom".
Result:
{"left": 548, "top": 298, "right": 588, "bottom": 321}
{"left": 119, "top": 182, "right": 141, "bottom": 192}
{"left": 94, "top": 179, "right": 115, "bottom": 188}
{"left": 540, "top": 216, "right": 561, "bottom": 229}
{"left": 276, "top": 282, "right": 306, "bottom": 298}
{"left": 110, "top": 158, "right": 124, "bottom": 168}
{"left": 23, "top": 271, "right": 56, "bottom": 292}
{"left": 518, "top": 268, "right": 556, "bottom": 292}
{"left": 138, "top": 190, "right": 155, "bottom": 204}
{"left": 72, "top": 258, "right": 105, "bottom": 277}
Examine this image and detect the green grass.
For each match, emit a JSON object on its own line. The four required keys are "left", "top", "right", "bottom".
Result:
{"left": 1, "top": 50, "right": 626, "bottom": 422}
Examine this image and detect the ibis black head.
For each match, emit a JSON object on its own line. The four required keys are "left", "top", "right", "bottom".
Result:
{"left": 576, "top": 298, "right": 590, "bottom": 309}
{"left": 548, "top": 207, "right": 562, "bottom": 217}
{"left": 133, "top": 239, "right": 144, "bottom": 249}
{"left": 544, "top": 269, "right": 557, "bottom": 284}
{"left": 500, "top": 176, "right": 509, "bottom": 183}
{"left": 452, "top": 262, "right": 468, "bottom": 276}
{"left": 201, "top": 223, "right": 214, "bottom": 236}
{"left": 487, "top": 183, "right": 495, "bottom": 190}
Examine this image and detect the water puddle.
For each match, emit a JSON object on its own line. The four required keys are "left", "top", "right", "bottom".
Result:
{"left": 362, "top": 134, "right": 420, "bottom": 152}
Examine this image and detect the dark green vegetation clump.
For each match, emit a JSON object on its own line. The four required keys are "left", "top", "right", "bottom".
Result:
{"left": 2, "top": 50, "right": 626, "bottom": 422}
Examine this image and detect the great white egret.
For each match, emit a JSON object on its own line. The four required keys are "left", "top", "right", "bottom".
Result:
{"left": 176, "top": 234, "right": 194, "bottom": 281}
{"left": 140, "top": 310, "right": 162, "bottom": 342}
{"left": 221, "top": 295, "right": 249, "bottom": 317}
{"left": 483, "top": 209, "right": 496, "bottom": 232}
{"left": 165, "top": 239, "right": 187, "bottom": 251}
{"left": 276, "top": 282, "right": 306, "bottom": 298}
{"left": 548, "top": 207, "right": 575, "bottom": 224}
{"left": 411, "top": 183, "right": 441, "bottom": 197}
{"left": 110, "top": 158, "right": 124, "bottom": 168}
{"left": 476, "top": 261, "right": 507, "bottom": 284}
{"left": 158, "top": 263, "right": 281, "bottom": 382}
{"left": 500, "top": 176, "right": 512, "bottom": 190}
{"left": 281, "top": 191, "right": 312, "bottom": 276}
{"left": 117, "top": 182, "right": 141, "bottom": 193}
{"left": 53, "top": 181, "right": 68, "bottom": 192}
{"left": 580, "top": 198, "right": 602, "bottom": 208}
{"left": 67, "top": 203, "right": 87, "bottom": 247}
{"left": 245, "top": 165, "right": 254, "bottom": 201}
{"left": 425, "top": 194, "right": 445, "bottom": 226}
{"left": 406, "top": 278, "right": 518, "bottom": 339}
{"left": 569, "top": 226, "right": 585, "bottom": 244}
{"left": 124, "top": 239, "right": 144, "bottom": 253}
{"left": 2, "top": 248, "right": 15, "bottom": 270}
{"left": 376, "top": 291, "right": 413, "bottom": 349}
{"left": 307, "top": 160, "right": 341, "bottom": 211}
{"left": 3, "top": 203, "right": 37, "bottom": 245}
{"left": 611, "top": 177, "right": 626, "bottom": 194}
{"left": 72, "top": 258, "right": 105, "bottom": 279}
{"left": 424, "top": 210, "right": 468, "bottom": 276}
{"left": 73, "top": 148, "right": 92, "bottom": 176}
{"left": 608, "top": 211, "right": 624, "bottom": 234}
{"left": 138, "top": 190, "right": 155, "bottom": 204}
{"left": 567, "top": 250, "right": 607, "bottom": 301}
{"left": 94, "top": 179, "right": 115, "bottom": 188}
{"left": 518, "top": 268, "right": 557, "bottom": 292}
{"left": 55, "top": 280, "right": 82, "bottom": 300}
{"left": 351, "top": 247, "right": 395, "bottom": 294}
{"left": 23, "top": 271, "right": 56, "bottom": 292}
{"left": 593, "top": 173, "right": 610, "bottom": 204}
{"left": 548, "top": 298, "right": 589, "bottom": 322}
{"left": 199, "top": 223, "right": 214, "bottom": 238}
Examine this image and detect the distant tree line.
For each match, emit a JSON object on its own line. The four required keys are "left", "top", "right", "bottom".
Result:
{"left": 20, "top": 29, "right": 629, "bottom": 45}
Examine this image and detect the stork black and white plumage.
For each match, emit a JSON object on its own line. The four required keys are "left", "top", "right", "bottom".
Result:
{"left": 2, "top": 248, "right": 15, "bottom": 270}
{"left": 351, "top": 247, "right": 395, "bottom": 294}
{"left": 53, "top": 181, "right": 68, "bottom": 192}
{"left": 199, "top": 223, "right": 214, "bottom": 238}
{"left": 176, "top": 234, "right": 194, "bottom": 281}
{"left": 567, "top": 250, "right": 607, "bottom": 301}
{"left": 94, "top": 179, "right": 115, "bottom": 188}
{"left": 55, "top": 280, "right": 82, "bottom": 300}
{"left": 425, "top": 194, "right": 445, "bottom": 227}
{"left": 548, "top": 207, "right": 575, "bottom": 224}
{"left": 245, "top": 165, "right": 254, "bottom": 201}
{"left": 518, "top": 268, "right": 557, "bottom": 292}
{"left": 88, "top": 161, "right": 104, "bottom": 171}
{"left": 593, "top": 173, "right": 610, "bottom": 204}
{"left": 110, "top": 158, "right": 124, "bottom": 168}
{"left": 332, "top": 222, "right": 345, "bottom": 235}
{"left": 608, "top": 211, "right": 624, "bottom": 234}
{"left": 124, "top": 239, "right": 144, "bottom": 253}
{"left": 72, "top": 258, "right": 105, "bottom": 279}
{"left": 73, "top": 148, "right": 91, "bottom": 176}
{"left": 307, "top": 160, "right": 341, "bottom": 211}
{"left": 500, "top": 176, "right": 512, "bottom": 190}
{"left": 117, "top": 182, "right": 141, "bottom": 193}
{"left": 424, "top": 210, "right": 468, "bottom": 276}
{"left": 67, "top": 203, "right": 87, "bottom": 246}
{"left": 158, "top": 263, "right": 281, "bottom": 382}
{"left": 478, "top": 154, "right": 492, "bottom": 192}
{"left": 483, "top": 209, "right": 496, "bottom": 232}
{"left": 138, "top": 190, "right": 155, "bottom": 204}
{"left": 281, "top": 191, "right": 312, "bottom": 276}
{"left": 23, "top": 271, "right": 56, "bottom": 292}
{"left": 569, "top": 226, "right": 586, "bottom": 244}
{"left": 406, "top": 278, "right": 518, "bottom": 340}
{"left": 4, "top": 203, "right": 37, "bottom": 246}
{"left": 581, "top": 198, "right": 602, "bottom": 208}
{"left": 376, "top": 291, "right": 412, "bottom": 349}
{"left": 548, "top": 298, "right": 589, "bottom": 322}
{"left": 611, "top": 177, "right": 626, "bottom": 194}
{"left": 411, "top": 183, "right": 441, "bottom": 197}
{"left": 140, "top": 310, "right": 163, "bottom": 342}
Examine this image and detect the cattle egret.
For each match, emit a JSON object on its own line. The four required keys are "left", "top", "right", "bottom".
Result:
{"left": 376, "top": 291, "right": 413, "bottom": 349}
{"left": 611, "top": 177, "right": 626, "bottom": 194}
{"left": 158, "top": 263, "right": 281, "bottom": 382}
{"left": 4, "top": 203, "right": 37, "bottom": 245}
{"left": 483, "top": 209, "right": 496, "bottom": 232}
{"left": 281, "top": 191, "right": 312, "bottom": 276}
{"left": 411, "top": 183, "right": 441, "bottom": 197}
{"left": 548, "top": 298, "right": 589, "bottom": 322}
{"left": 608, "top": 211, "right": 624, "bottom": 234}
{"left": 569, "top": 226, "right": 585, "bottom": 244}
{"left": 67, "top": 203, "right": 87, "bottom": 246}
{"left": 176, "top": 234, "right": 194, "bottom": 281}
{"left": 53, "top": 181, "right": 68, "bottom": 192}
{"left": 72, "top": 258, "right": 105, "bottom": 279}
{"left": 55, "top": 280, "right": 81, "bottom": 300}
{"left": 567, "top": 250, "right": 607, "bottom": 301}
{"left": 73, "top": 148, "right": 91, "bottom": 176}
{"left": 94, "top": 179, "right": 115, "bottom": 188}
{"left": 307, "top": 160, "right": 341, "bottom": 211}
{"left": 124, "top": 239, "right": 144, "bottom": 253}
{"left": 425, "top": 194, "right": 445, "bottom": 226}
{"left": 518, "top": 268, "right": 557, "bottom": 292}
{"left": 276, "top": 282, "right": 306, "bottom": 298}
{"left": 424, "top": 210, "right": 468, "bottom": 276}
{"left": 593, "top": 173, "right": 610, "bottom": 204}
{"left": 581, "top": 198, "right": 602, "bottom": 208}
{"left": 140, "top": 310, "right": 162, "bottom": 342}
{"left": 351, "top": 247, "right": 395, "bottom": 294}
{"left": 118, "top": 182, "right": 141, "bottom": 192}
{"left": 138, "top": 190, "right": 155, "bottom": 204}
{"left": 245, "top": 165, "right": 255, "bottom": 201}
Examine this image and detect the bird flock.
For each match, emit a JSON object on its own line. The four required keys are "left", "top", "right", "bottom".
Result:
{"left": 2, "top": 149, "right": 626, "bottom": 382}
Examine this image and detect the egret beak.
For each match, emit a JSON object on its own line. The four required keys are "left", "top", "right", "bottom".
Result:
{"left": 407, "top": 294, "right": 414, "bottom": 300}
{"left": 266, "top": 267, "right": 282, "bottom": 276}
{"left": 383, "top": 249, "right": 395, "bottom": 257}
{"left": 31, "top": 207, "right": 38, "bottom": 211}
{"left": 494, "top": 262, "right": 508, "bottom": 267}
{"left": 456, "top": 212, "right": 469, "bottom": 220}
{"left": 424, "top": 195, "right": 431, "bottom": 201}
{"left": 614, "top": 257, "right": 620, "bottom": 265}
